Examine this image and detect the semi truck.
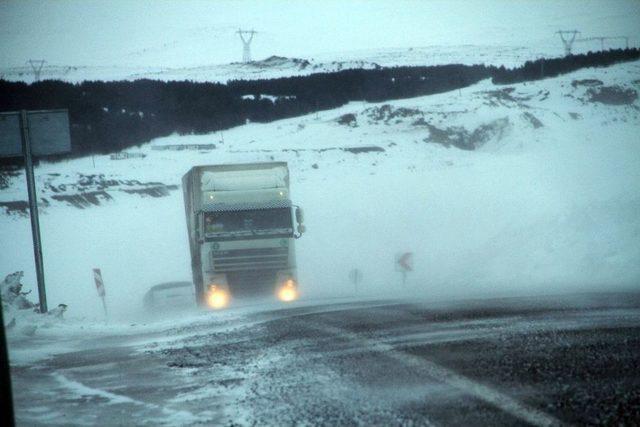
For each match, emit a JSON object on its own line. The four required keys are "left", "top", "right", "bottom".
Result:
{"left": 182, "top": 162, "right": 305, "bottom": 308}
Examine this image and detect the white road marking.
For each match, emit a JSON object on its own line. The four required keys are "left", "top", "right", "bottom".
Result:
{"left": 315, "top": 323, "right": 562, "bottom": 427}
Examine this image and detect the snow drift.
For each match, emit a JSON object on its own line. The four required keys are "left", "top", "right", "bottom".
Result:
{"left": 1, "top": 61, "right": 639, "bottom": 320}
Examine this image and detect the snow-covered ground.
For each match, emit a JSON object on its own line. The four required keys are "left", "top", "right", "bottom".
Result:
{"left": 1, "top": 60, "right": 639, "bottom": 321}
{"left": 1, "top": 0, "right": 639, "bottom": 82}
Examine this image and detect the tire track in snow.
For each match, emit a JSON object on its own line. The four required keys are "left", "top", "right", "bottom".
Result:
{"left": 52, "top": 372, "right": 202, "bottom": 425}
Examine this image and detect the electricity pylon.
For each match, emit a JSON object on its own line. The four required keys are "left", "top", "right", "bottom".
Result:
{"left": 27, "top": 59, "right": 46, "bottom": 81}
{"left": 556, "top": 30, "right": 580, "bottom": 56}
{"left": 237, "top": 29, "right": 257, "bottom": 63}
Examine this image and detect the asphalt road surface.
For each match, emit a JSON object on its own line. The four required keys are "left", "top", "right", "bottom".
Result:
{"left": 9, "top": 292, "right": 640, "bottom": 426}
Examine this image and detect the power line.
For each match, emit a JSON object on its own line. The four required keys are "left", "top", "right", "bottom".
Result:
{"left": 576, "top": 36, "right": 629, "bottom": 50}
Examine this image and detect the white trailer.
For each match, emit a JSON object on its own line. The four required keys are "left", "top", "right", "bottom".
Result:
{"left": 182, "top": 162, "right": 305, "bottom": 308}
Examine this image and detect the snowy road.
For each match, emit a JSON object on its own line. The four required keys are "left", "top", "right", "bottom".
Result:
{"left": 9, "top": 293, "right": 640, "bottom": 426}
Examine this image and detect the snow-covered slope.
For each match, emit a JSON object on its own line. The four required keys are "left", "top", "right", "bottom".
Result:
{"left": 1, "top": 61, "right": 639, "bottom": 319}
{"left": 1, "top": 0, "right": 638, "bottom": 83}
{"left": 0, "top": 45, "right": 636, "bottom": 84}
{"left": 0, "top": 56, "right": 384, "bottom": 84}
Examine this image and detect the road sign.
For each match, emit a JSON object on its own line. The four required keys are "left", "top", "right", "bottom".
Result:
{"left": 26, "top": 110, "right": 71, "bottom": 156}
{"left": 0, "top": 113, "right": 22, "bottom": 157}
{"left": 93, "top": 268, "right": 108, "bottom": 319}
{"left": 395, "top": 252, "right": 413, "bottom": 286}
{"left": 93, "top": 268, "right": 106, "bottom": 297}
{"left": 0, "top": 110, "right": 71, "bottom": 157}
{"left": 395, "top": 252, "right": 413, "bottom": 272}
{"left": 0, "top": 109, "right": 71, "bottom": 313}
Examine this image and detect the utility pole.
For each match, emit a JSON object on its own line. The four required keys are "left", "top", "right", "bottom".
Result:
{"left": 26, "top": 60, "right": 46, "bottom": 82}
{"left": 237, "top": 29, "right": 257, "bottom": 62}
{"left": 556, "top": 30, "right": 580, "bottom": 56}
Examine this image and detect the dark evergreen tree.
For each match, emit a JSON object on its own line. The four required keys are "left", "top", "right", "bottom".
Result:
{"left": 0, "top": 48, "right": 637, "bottom": 160}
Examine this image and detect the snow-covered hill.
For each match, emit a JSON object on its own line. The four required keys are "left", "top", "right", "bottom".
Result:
{"left": 1, "top": 61, "right": 639, "bottom": 320}
{"left": 1, "top": 45, "right": 636, "bottom": 84}
{"left": 0, "top": 56, "right": 385, "bottom": 84}
{"left": 1, "top": 0, "right": 639, "bottom": 83}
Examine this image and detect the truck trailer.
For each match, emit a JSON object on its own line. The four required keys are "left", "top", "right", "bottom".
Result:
{"left": 182, "top": 162, "right": 305, "bottom": 308}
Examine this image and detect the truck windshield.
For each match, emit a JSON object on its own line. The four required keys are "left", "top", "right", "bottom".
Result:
{"left": 204, "top": 207, "right": 293, "bottom": 237}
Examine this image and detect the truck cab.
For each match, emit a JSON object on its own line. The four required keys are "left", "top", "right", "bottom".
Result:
{"left": 182, "top": 162, "right": 304, "bottom": 308}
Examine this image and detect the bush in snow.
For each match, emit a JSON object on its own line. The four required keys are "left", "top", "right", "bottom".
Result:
{"left": 1, "top": 271, "right": 36, "bottom": 311}
{"left": 587, "top": 86, "right": 638, "bottom": 105}
{"left": 1, "top": 271, "right": 68, "bottom": 335}
{"left": 337, "top": 113, "right": 357, "bottom": 127}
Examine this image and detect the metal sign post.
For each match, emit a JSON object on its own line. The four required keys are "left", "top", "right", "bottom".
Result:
{"left": 20, "top": 111, "right": 47, "bottom": 313}
{"left": 348, "top": 268, "right": 363, "bottom": 294}
{"left": 1, "top": 109, "right": 71, "bottom": 313}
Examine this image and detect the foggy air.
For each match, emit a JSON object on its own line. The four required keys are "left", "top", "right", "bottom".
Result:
{"left": 1, "top": 1, "right": 639, "bottom": 426}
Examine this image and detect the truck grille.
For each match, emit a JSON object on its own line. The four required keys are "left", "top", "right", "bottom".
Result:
{"left": 210, "top": 247, "right": 289, "bottom": 296}
{"left": 227, "top": 270, "right": 279, "bottom": 297}
{"left": 211, "top": 247, "right": 289, "bottom": 273}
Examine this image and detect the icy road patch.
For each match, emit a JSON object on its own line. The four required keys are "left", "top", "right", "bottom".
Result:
{"left": 9, "top": 295, "right": 640, "bottom": 425}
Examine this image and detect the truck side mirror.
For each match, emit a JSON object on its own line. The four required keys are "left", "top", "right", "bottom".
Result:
{"left": 295, "top": 207, "right": 304, "bottom": 224}
{"left": 294, "top": 207, "right": 305, "bottom": 238}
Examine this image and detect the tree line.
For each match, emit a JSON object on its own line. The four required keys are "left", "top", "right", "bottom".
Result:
{"left": 492, "top": 48, "right": 639, "bottom": 84}
{"left": 0, "top": 48, "right": 637, "bottom": 159}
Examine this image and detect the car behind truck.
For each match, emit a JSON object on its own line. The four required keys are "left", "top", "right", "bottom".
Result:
{"left": 182, "top": 162, "right": 305, "bottom": 308}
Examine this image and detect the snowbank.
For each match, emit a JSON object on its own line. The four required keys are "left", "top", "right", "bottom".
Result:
{"left": 1, "top": 271, "right": 68, "bottom": 337}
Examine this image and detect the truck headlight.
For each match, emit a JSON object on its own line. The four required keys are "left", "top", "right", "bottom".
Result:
{"left": 277, "top": 279, "right": 299, "bottom": 302}
{"left": 206, "top": 284, "right": 230, "bottom": 309}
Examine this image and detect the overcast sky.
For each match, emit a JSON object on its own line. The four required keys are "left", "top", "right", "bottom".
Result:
{"left": 1, "top": 0, "right": 639, "bottom": 67}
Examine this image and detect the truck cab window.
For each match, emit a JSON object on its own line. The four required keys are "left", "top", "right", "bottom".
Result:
{"left": 203, "top": 208, "right": 293, "bottom": 236}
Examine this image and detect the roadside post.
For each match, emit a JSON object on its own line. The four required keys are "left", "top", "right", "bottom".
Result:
{"left": 395, "top": 252, "right": 413, "bottom": 285}
{"left": 348, "top": 268, "right": 363, "bottom": 294}
{"left": 93, "top": 268, "right": 108, "bottom": 318}
{"left": 0, "top": 109, "right": 71, "bottom": 313}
